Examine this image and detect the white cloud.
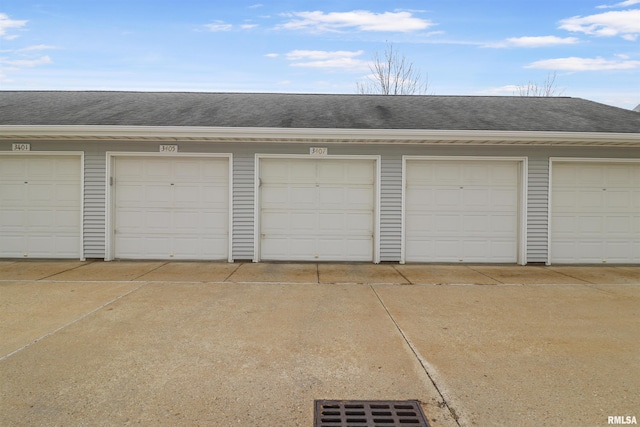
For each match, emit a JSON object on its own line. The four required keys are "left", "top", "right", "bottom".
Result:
{"left": 0, "top": 13, "right": 27, "bottom": 39}
{"left": 240, "top": 24, "right": 258, "bottom": 29}
{"left": 559, "top": 9, "right": 640, "bottom": 41}
{"left": 526, "top": 56, "right": 640, "bottom": 71}
{"left": 205, "top": 21, "right": 233, "bottom": 32}
{"left": 0, "top": 55, "right": 52, "bottom": 67}
{"left": 19, "top": 44, "right": 58, "bottom": 51}
{"left": 476, "top": 85, "right": 521, "bottom": 95}
{"left": 485, "top": 36, "right": 580, "bottom": 48}
{"left": 265, "top": 53, "right": 279, "bottom": 58}
{"left": 280, "top": 10, "right": 433, "bottom": 33}
{"left": 597, "top": 0, "right": 640, "bottom": 9}
{"left": 285, "top": 50, "right": 363, "bottom": 60}
{"left": 280, "top": 49, "right": 369, "bottom": 72}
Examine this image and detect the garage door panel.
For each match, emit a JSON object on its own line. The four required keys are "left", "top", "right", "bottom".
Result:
{"left": 262, "top": 211, "right": 316, "bottom": 232}
{"left": 27, "top": 209, "right": 74, "bottom": 229}
{"left": 345, "top": 213, "right": 373, "bottom": 234}
{"left": 551, "top": 162, "right": 640, "bottom": 263}
{"left": 145, "top": 160, "right": 172, "bottom": 177}
{"left": 0, "top": 235, "right": 24, "bottom": 256}
{"left": 202, "top": 185, "right": 229, "bottom": 205}
{"left": 491, "top": 189, "right": 518, "bottom": 208}
{"left": 1, "top": 210, "right": 25, "bottom": 229}
{"left": 262, "top": 237, "right": 315, "bottom": 260}
{"left": 173, "top": 184, "right": 200, "bottom": 203}
{"left": 0, "top": 159, "right": 25, "bottom": 176}
{"left": 0, "top": 155, "right": 81, "bottom": 259}
{"left": 290, "top": 186, "right": 317, "bottom": 205}
{"left": 435, "top": 188, "right": 461, "bottom": 206}
{"left": 405, "top": 160, "right": 520, "bottom": 263}
{"left": 316, "top": 238, "right": 371, "bottom": 261}
{"left": 435, "top": 214, "right": 461, "bottom": 232}
{"left": 491, "top": 215, "right": 518, "bottom": 234}
{"left": 54, "top": 184, "right": 81, "bottom": 203}
{"left": 605, "top": 191, "right": 632, "bottom": 210}
{"left": 113, "top": 157, "right": 229, "bottom": 260}
{"left": 604, "top": 216, "right": 631, "bottom": 234}
{"left": 463, "top": 189, "right": 490, "bottom": 206}
{"left": 27, "top": 159, "right": 55, "bottom": 176}
{"left": 260, "top": 158, "right": 375, "bottom": 261}
{"left": 462, "top": 215, "right": 489, "bottom": 233}
{"left": 28, "top": 183, "right": 57, "bottom": 203}
{"left": 1, "top": 185, "right": 25, "bottom": 204}
{"left": 318, "top": 186, "right": 372, "bottom": 209}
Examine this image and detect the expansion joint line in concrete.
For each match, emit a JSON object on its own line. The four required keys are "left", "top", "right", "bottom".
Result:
{"left": 0, "top": 282, "right": 150, "bottom": 362}
{"left": 370, "top": 285, "right": 462, "bottom": 427}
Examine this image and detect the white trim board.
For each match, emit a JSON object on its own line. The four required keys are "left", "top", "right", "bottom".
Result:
{"left": 2, "top": 125, "right": 639, "bottom": 147}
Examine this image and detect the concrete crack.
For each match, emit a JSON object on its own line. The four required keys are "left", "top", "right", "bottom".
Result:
{"left": 0, "top": 282, "right": 149, "bottom": 362}
{"left": 370, "top": 285, "right": 462, "bottom": 427}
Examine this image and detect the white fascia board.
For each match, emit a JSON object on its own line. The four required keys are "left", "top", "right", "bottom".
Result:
{"left": 1, "top": 125, "right": 639, "bottom": 146}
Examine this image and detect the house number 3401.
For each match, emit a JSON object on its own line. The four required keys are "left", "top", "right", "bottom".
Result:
{"left": 12, "top": 143, "right": 31, "bottom": 151}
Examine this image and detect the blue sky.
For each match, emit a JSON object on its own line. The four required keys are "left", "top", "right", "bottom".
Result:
{"left": 1, "top": 0, "right": 639, "bottom": 109}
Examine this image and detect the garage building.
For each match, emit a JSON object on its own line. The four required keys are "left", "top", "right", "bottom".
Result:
{"left": 1, "top": 92, "right": 639, "bottom": 264}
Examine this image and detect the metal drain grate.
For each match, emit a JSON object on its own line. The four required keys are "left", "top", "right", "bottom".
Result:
{"left": 314, "top": 400, "right": 430, "bottom": 427}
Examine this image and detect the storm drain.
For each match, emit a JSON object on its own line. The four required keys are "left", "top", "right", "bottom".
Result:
{"left": 314, "top": 400, "right": 430, "bottom": 427}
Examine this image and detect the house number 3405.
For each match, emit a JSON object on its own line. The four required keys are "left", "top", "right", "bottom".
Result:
{"left": 159, "top": 145, "right": 178, "bottom": 153}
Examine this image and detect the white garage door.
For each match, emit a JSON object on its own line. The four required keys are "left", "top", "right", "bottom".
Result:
{"left": 113, "top": 156, "right": 229, "bottom": 260}
{"left": 259, "top": 158, "right": 375, "bottom": 261}
{"left": 551, "top": 162, "right": 640, "bottom": 264}
{"left": 0, "top": 155, "right": 82, "bottom": 259}
{"left": 405, "top": 159, "right": 520, "bottom": 263}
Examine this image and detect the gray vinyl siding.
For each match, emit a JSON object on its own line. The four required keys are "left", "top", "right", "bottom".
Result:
{"left": 380, "top": 156, "right": 402, "bottom": 261}
{"left": 232, "top": 153, "right": 255, "bottom": 260}
{"left": 83, "top": 152, "right": 107, "bottom": 258}
{"left": 526, "top": 157, "right": 549, "bottom": 263}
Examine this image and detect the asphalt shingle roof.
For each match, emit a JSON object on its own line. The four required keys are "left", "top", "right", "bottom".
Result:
{"left": 1, "top": 91, "right": 640, "bottom": 133}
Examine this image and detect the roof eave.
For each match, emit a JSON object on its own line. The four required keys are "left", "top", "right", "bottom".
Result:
{"left": 1, "top": 125, "right": 640, "bottom": 147}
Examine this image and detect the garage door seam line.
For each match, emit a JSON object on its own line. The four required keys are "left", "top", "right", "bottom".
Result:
{"left": 0, "top": 281, "right": 149, "bottom": 362}
{"left": 369, "top": 285, "right": 462, "bottom": 427}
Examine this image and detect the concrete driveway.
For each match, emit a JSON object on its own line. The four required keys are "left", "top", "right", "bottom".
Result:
{"left": 1, "top": 261, "right": 639, "bottom": 426}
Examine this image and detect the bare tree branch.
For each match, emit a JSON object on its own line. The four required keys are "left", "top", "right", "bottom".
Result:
{"left": 357, "top": 43, "right": 430, "bottom": 95}
{"left": 516, "top": 71, "right": 565, "bottom": 97}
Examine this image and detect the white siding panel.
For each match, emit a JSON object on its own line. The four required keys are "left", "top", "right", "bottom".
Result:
{"left": 84, "top": 152, "right": 106, "bottom": 258}
{"left": 380, "top": 156, "right": 402, "bottom": 261}
{"left": 526, "top": 157, "right": 549, "bottom": 263}
{"left": 232, "top": 154, "right": 255, "bottom": 260}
